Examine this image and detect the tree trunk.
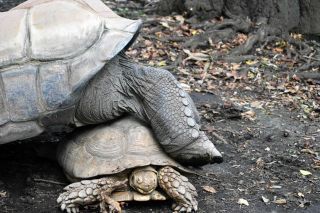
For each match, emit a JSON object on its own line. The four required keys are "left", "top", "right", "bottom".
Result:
{"left": 157, "top": 0, "right": 320, "bottom": 35}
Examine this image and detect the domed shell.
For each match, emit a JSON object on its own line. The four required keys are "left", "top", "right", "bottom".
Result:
{"left": 0, "top": 0, "right": 141, "bottom": 143}
{"left": 57, "top": 117, "right": 187, "bottom": 179}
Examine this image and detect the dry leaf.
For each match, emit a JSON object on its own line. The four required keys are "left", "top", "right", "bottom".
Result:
{"left": 261, "top": 196, "right": 270, "bottom": 204}
{"left": 273, "top": 198, "right": 287, "bottom": 205}
{"left": 241, "top": 110, "right": 256, "bottom": 121}
{"left": 160, "top": 21, "right": 170, "bottom": 28}
{"left": 301, "top": 149, "right": 316, "bottom": 155}
{"left": 245, "top": 60, "right": 258, "bottom": 65}
{"left": 183, "top": 49, "right": 210, "bottom": 62}
{"left": 0, "top": 190, "right": 7, "bottom": 198}
{"left": 202, "top": 185, "right": 217, "bottom": 194}
{"left": 157, "top": 60, "right": 167, "bottom": 66}
{"left": 238, "top": 198, "right": 249, "bottom": 206}
{"left": 300, "top": 170, "right": 312, "bottom": 176}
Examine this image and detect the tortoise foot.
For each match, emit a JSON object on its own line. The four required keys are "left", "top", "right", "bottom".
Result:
{"left": 158, "top": 166, "right": 198, "bottom": 212}
{"left": 100, "top": 191, "right": 122, "bottom": 213}
{"left": 57, "top": 177, "right": 127, "bottom": 213}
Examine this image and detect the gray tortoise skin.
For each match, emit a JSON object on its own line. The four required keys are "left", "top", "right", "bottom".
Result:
{"left": 57, "top": 117, "right": 198, "bottom": 213}
{"left": 0, "top": 0, "right": 222, "bottom": 165}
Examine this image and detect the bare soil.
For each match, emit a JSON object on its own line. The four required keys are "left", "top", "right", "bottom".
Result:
{"left": 0, "top": 1, "right": 319, "bottom": 213}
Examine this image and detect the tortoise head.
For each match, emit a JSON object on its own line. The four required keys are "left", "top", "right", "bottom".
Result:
{"left": 129, "top": 166, "right": 158, "bottom": 195}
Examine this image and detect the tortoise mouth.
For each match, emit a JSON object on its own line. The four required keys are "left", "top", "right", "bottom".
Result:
{"left": 135, "top": 187, "right": 156, "bottom": 195}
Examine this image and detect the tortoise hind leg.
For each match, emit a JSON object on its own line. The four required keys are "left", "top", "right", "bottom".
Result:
{"left": 158, "top": 166, "right": 198, "bottom": 212}
{"left": 57, "top": 176, "right": 127, "bottom": 213}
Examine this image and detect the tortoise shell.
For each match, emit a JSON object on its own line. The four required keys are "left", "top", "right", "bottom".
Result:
{"left": 0, "top": 0, "right": 141, "bottom": 143}
{"left": 57, "top": 117, "right": 187, "bottom": 179}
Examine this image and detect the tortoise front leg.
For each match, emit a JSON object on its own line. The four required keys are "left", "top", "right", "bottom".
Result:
{"left": 158, "top": 166, "right": 198, "bottom": 212}
{"left": 57, "top": 177, "right": 127, "bottom": 213}
{"left": 100, "top": 191, "right": 122, "bottom": 213}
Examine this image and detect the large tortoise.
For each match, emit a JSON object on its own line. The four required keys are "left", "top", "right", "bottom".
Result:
{"left": 57, "top": 117, "right": 198, "bottom": 213}
{"left": 0, "top": 0, "right": 222, "bottom": 165}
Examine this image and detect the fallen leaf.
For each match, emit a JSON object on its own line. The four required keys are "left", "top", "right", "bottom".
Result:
{"left": 245, "top": 60, "right": 258, "bottom": 65}
{"left": 250, "top": 101, "right": 264, "bottom": 109}
{"left": 270, "top": 185, "right": 282, "bottom": 189}
{"left": 157, "top": 60, "right": 167, "bottom": 66}
{"left": 0, "top": 190, "right": 7, "bottom": 198}
{"left": 261, "top": 196, "right": 270, "bottom": 204}
{"left": 301, "top": 149, "right": 316, "bottom": 155}
{"left": 238, "top": 198, "right": 249, "bottom": 206}
{"left": 183, "top": 49, "right": 210, "bottom": 62}
{"left": 202, "top": 185, "right": 217, "bottom": 194}
{"left": 241, "top": 110, "right": 256, "bottom": 121}
{"left": 300, "top": 170, "right": 312, "bottom": 176}
{"left": 273, "top": 198, "right": 287, "bottom": 205}
{"left": 160, "top": 21, "right": 170, "bottom": 28}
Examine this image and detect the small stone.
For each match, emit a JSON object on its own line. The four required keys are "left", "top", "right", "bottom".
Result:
{"left": 81, "top": 180, "right": 91, "bottom": 185}
{"left": 178, "top": 186, "right": 186, "bottom": 194}
{"left": 187, "top": 118, "right": 195, "bottom": 127}
{"left": 184, "top": 107, "right": 192, "bottom": 117}
{"left": 176, "top": 82, "right": 183, "bottom": 89}
{"left": 283, "top": 130, "right": 290, "bottom": 137}
{"left": 86, "top": 188, "right": 93, "bottom": 195}
{"left": 78, "top": 190, "right": 87, "bottom": 198}
{"left": 172, "top": 180, "right": 180, "bottom": 188}
{"left": 191, "top": 129, "right": 199, "bottom": 138}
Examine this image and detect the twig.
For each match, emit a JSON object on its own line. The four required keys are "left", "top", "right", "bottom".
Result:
{"left": 33, "top": 178, "right": 67, "bottom": 185}
{"left": 303, "top": 55, "right": 320, "bottom": 62}
{"left": 211, "top": 131, "right": 229, "bottom": 144}
{"left": 191, "top": 173, "right": 221, "bottom": 182}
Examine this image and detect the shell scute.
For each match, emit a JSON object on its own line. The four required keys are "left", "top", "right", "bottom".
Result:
{"left": 58, "top": 118, "right": 186, "bottom": 179}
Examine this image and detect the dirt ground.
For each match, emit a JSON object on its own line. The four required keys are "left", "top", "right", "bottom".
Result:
{"left": 0, "top": 0, "right": 319, "bottom": 213}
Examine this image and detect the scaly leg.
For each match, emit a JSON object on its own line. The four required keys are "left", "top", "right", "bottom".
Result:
{"left": 57, "top": 176, "right": 127, "bottom": 213}
{"left": 76, "top": 54, "right": 223, "bottom": 166}
{"left": 158, "top": 166, "right": 198, "bottom": 212}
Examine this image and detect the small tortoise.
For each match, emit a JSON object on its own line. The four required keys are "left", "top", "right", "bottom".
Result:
{"left": 57, "top": 117, "right": 198, "bottom": 213}
{"left": 0, "top": 0, "right": 222, "bottom": 165}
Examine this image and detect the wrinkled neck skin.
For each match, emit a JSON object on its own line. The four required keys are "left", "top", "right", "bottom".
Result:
{"left": 76, "top": 53, "right": 223, "bottom": 166}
